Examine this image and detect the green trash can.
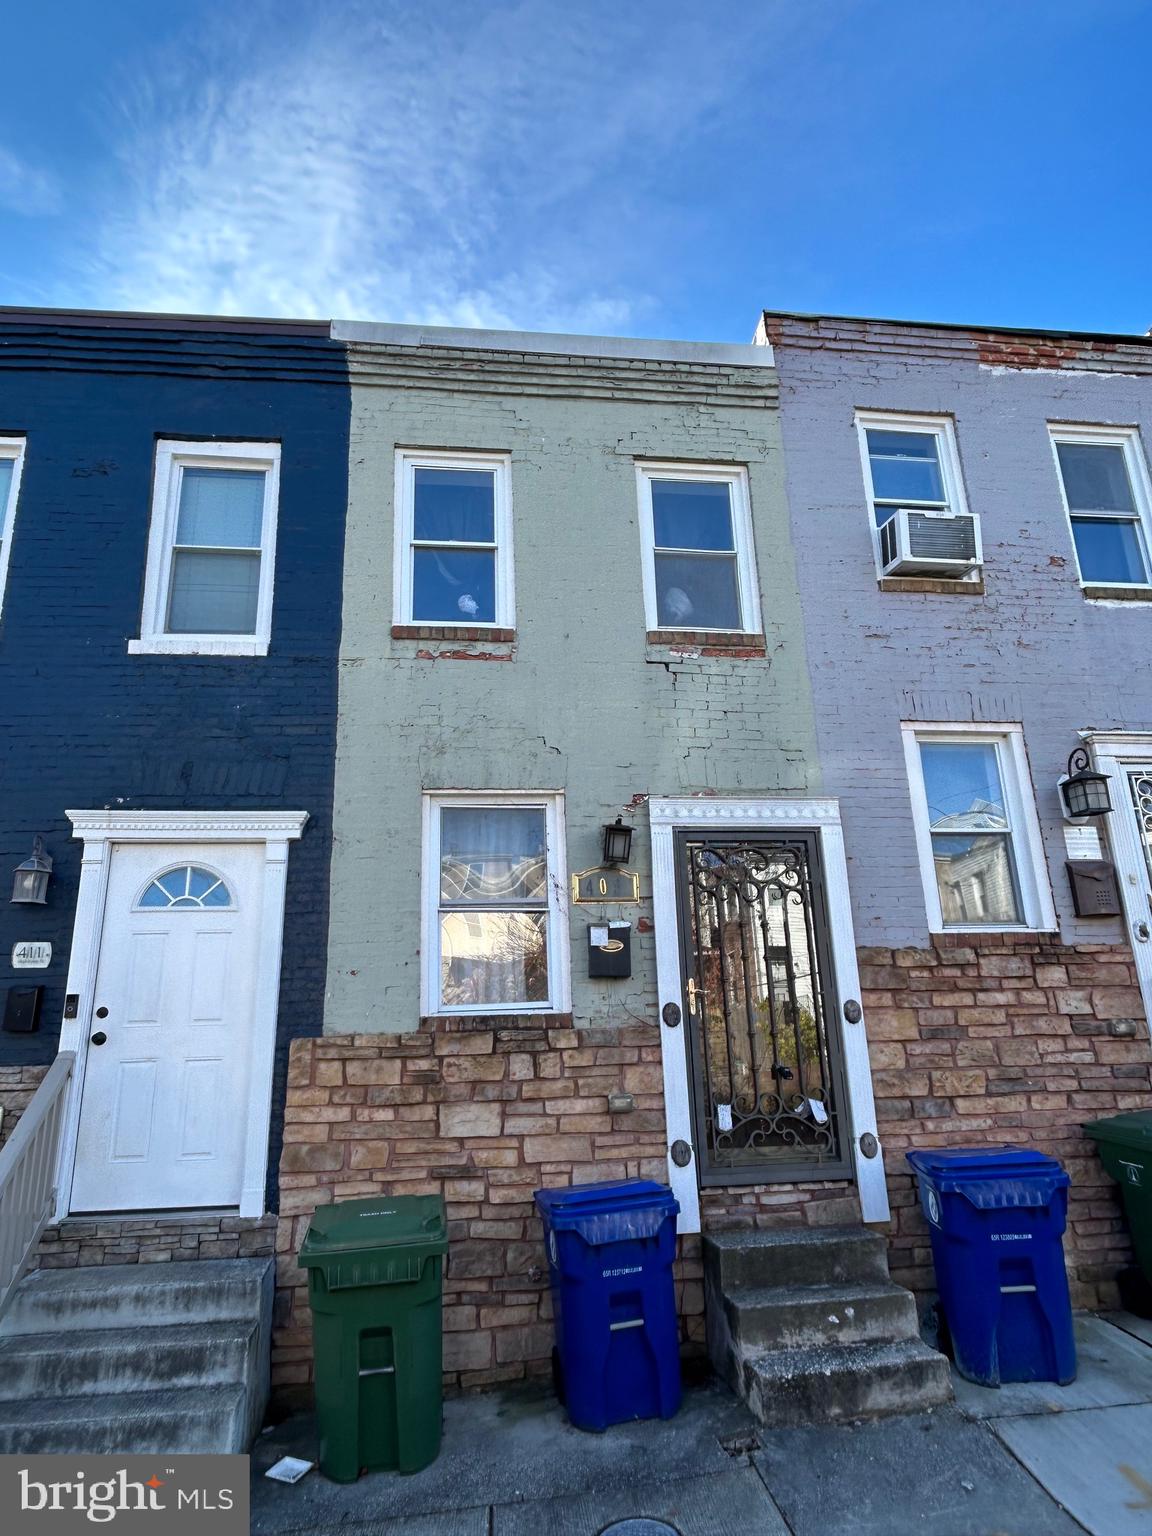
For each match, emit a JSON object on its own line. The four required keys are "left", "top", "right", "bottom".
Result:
{"left": 1084, "top": 1110, "right": 1152, "bottom": 1310}
{"left": 299, "top": 1193, "right": 448, "bottom": 1482}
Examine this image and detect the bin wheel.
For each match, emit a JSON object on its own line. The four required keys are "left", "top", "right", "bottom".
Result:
{"left": 935, "top": 1304, "right": 954, "bottom": 1361}
{"left": 551, "top": 1346, "right": 565, "bottom": 1405}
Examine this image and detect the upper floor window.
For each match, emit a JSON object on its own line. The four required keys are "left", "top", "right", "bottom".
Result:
{"left": 636, "top": 463, "right": 761, "bottom": 634}
{"left": 0, "top": 437, "right": 27, "bottom": 624}
{"left": 394, "top": 450, "right": 514, "bottom": 628}
{"left": 1049, "top": 425, "right": 1152, "bottom": 590}
{"left": 130, "top": 440, "right": 281, "bottom": 657}
{"left": 855, "top": 411, "right": 972, "bottom": 574}
{"left": 901, "top": 724, "right": 1055, "bottom": 933}
{"left": 421, "top": 791, "right": 570, "bottom": 1015}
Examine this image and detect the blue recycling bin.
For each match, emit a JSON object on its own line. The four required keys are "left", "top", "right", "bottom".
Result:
{"left": 907, "top": 1146, "right": 1076, "bottom": 1388}
{"left": 534, "top": 1178, "right": 681, "bottom": 1432}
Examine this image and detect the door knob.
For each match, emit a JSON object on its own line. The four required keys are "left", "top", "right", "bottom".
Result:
{"left": 90, "top": 1031, "right": 107, "bottom": 1046}
{"left": 95, "top": 1006, "right": 109, "bottom": 1019}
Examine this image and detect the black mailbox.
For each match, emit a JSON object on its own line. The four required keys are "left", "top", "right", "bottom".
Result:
{"left": 1066, "top": 860, "right": 1122, "bottom": 918}
{"left": 588, "top": 922, "right": 632, "bottom": 978}
{"left": 3, "top": 985, "right": 43, "bottom": 1034}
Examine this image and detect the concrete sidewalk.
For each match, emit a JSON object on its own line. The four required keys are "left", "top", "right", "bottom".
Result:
{"left": 250, "top": 1313, "right": 1152, "bottom": 1535}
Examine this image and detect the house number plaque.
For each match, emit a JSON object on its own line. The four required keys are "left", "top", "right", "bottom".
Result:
{"left": 570, "top": 866, "right": 640, "bottom": 904}
{"left": 12, "top": 941, "right": 52, "bottom": 970}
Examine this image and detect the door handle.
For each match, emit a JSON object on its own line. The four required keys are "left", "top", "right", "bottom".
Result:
{"left": 1135, "top": 922, "right": 1151, "bottom": 943}
{"left": 90, "top": 1031, "right": 108, "bottom": 1046}
{"left": 686, "top": 977, "right": 705, "bottom": 1016}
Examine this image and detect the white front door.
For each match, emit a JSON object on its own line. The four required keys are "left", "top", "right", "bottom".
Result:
{"left": 70, "top": 841, "right": 265, "bottom": 1212}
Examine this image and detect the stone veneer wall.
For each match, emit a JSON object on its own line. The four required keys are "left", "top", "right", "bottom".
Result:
{"left": 865, "top": 933, "right": 1152, "bottom": 1309}
{"left": 274, "top": 1024, "right": 868, "bottom": 1400}
{"left": 32, "top": 1216, "right": 277, "bottom": 1270}
{"left": 0, "top": 1064, "right": 49, "bottom": 1150}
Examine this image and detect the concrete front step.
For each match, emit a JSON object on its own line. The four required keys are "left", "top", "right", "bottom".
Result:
{"left": 0, "top": 1386, "right": 250, "bottom": 1455}
{"left": 742, "top": 1337, "right": 953, "bottom": 1427}
{"left": 0, "top": 1320, "right": 261, "bottom": 1402}
{"left": 704, "top": 1226, "right": 890, "bottom": 1291}
{"left": 2, "top": 1259, "right": 272, "bottom": 1336}
{"left": 725, "top": 1279, "right": 919, "bottom": 1352}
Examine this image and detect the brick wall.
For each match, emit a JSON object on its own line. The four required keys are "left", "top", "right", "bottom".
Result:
{"left": 0, "top": 319, "right": 349, "bottom": 1211}
{"left": 865, "top": 933, "right": 1151, "bottom": 1308}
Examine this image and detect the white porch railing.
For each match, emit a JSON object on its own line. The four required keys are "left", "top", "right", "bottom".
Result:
{"left": 0, "top": 1052, "right": 74, "bottom": 1322}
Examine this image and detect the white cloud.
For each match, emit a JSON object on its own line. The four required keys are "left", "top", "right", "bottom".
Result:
{"left": 70, "top": 0, "right": 783, "bottom": 330}
{"left": 0, "top": 146, "right": 61, "bottom": 217}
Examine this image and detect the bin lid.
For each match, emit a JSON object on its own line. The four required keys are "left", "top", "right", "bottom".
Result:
{"left": 299, "top": 1194, "right": 448, "bottom": 1265}
{"left": 535, "top": 1178, "right": 679, "bottom": 1243}
{"left": 907, "top": 1146, "right": 1060, "bottom": 1176}
{"left": 1083, "top": 1109, "right": 1152, "bottom": 1154}
{"left": 906, "top": 1145, "right": 1069, "bottom": 1209}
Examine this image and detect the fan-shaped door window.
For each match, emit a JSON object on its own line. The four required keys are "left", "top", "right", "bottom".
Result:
{"left": 138, "top": 865, "right": 233, "bottom": 910}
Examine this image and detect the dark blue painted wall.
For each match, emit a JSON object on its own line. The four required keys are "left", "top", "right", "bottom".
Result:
{"left": 0, "top": 317, "right": 349, "bottom": 1207}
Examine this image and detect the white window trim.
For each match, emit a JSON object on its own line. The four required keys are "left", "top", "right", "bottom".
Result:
{"left": 0, "top": 436, "right": 28, "bottom": 624}
{"left": 129, "top": 439, "right": 282, "bottom": 657}
{"left": 635, "top": 461, "right": 762, "bottom": 635}
{"left": 393, "top": 449, "right": 515, "bottom": 629}
{"left": 648, "top": 796, "right": 889, "bottom": 1230}
{"left": 854, "top": 410, "right": 972, "bottom": 577}
{"left": 420, "top": 790, "right": 570, "bottom": 1017}
{"left": 1047, "top": 423, "right": 1152, "bottom": 592}
{"left": 901, "top": 721, "right": 1056, "bottom": 934}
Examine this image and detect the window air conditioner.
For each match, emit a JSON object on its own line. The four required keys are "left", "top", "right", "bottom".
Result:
{"left": 879, "top": 509, "right": 983, "bottom": 577}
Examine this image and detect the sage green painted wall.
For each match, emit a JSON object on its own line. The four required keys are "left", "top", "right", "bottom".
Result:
{"left": 325, "top": 351, "right": 822, "bottom": 1033}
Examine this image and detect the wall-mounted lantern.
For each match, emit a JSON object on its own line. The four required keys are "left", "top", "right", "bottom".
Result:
{"left": 602, "top": 817, "right": 633, "bottom": 865}
{"left": 1060, "top": 747, "right": 1113, "bottom": 820}
{"left": 11, "top": 836, "right": 53, "bottom": 905}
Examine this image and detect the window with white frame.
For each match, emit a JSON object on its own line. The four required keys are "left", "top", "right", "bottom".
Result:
{"left": 394, "top": 450, "right": 514, "bottom": 628}
{"left": 0, "top": 437, "right": 27, "bottom": 623}
{"left": 1049, "top": 425, "right": 1152, "bottom": 589}
{"left": 636, "top": 463, "right": 760, "bottom": 633}
{"left": 855, "top": 411, "right": 970, "bottom": 560}
{"left": 131, "top": 440, "right": 281, "bottom": 656}
{"left": 422, "top": 793, "right": 569, "bottom": 1015}
{"left": 901, "top": 724, "right": 1055, "bottom": 933}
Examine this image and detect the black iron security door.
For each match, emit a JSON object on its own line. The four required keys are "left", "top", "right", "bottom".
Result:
{"left": 675, "top": 831, "right": 851, "bottom": 1184}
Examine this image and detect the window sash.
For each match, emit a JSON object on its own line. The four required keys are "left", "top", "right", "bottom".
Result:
{"left": 423, "top": 794, "right": 569, "bottom": 1015}
{"left": 867, "top": 431, "right": 950, "bottom": 523}
{"left": 902, "top": 726, "right": 1054, "bottom": 933}
{"left": 637, "top": 464, "right": 760, "bottom": 635}
{"left": 0, "top": 440, "right": 26, "bottom": 623}
{"left": 1051, "top": 427, "right": 1152, "bottom": 589}
{"left": 856, "top": 414, "right": 967, "bottom": 569}
{"left": 396, "top": 452, "right": 513, "bottom": 628}
{"left": 134, "top": 441, "right": 280, "bottom": 653}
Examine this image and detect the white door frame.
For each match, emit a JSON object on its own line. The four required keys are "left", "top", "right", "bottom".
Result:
{"left": 54, "top": 810, "right": 308, "bottom": 1220}
{"left": 1084, "top": 733, "right": 1152, "bottom": 1026}
{"left": 649, "top": 796, "right": 889, "bottom": 1231}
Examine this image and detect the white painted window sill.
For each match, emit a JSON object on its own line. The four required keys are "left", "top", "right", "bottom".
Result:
{"left": 128, "top": 636, "right": 269, "bottom": 657}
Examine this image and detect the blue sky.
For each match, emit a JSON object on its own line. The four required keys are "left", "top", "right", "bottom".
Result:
{"left": 1, "top": 0, "right": 1150, "bottom": 340}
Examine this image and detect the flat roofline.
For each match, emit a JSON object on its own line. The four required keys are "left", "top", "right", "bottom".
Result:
{"left": 758, "top": 307, "right": 1152, "bottom": 348}
{"left": 0, "top": 304, "right": 330, "bottom": 337}
{"left": 334, "top": 318, "right": 774, "bottom": 367}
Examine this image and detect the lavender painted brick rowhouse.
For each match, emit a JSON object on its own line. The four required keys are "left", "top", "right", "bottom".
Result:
{"left": 766, "top": 310, "right": 1152, "bottom": 1306}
